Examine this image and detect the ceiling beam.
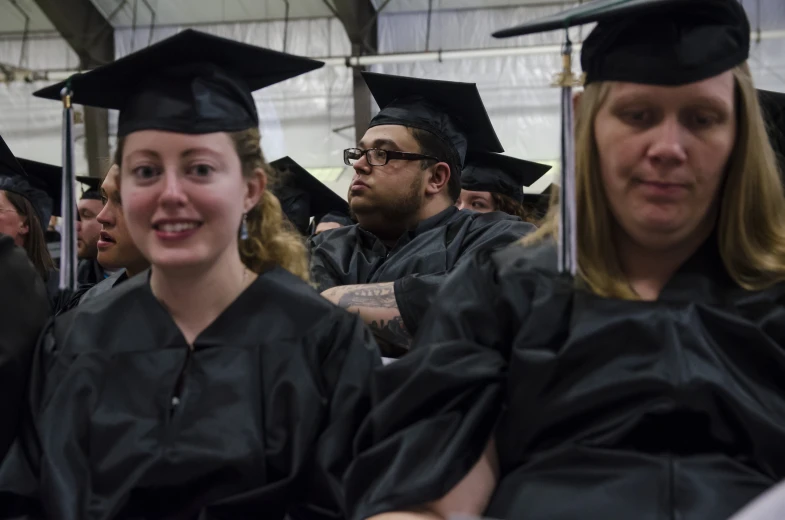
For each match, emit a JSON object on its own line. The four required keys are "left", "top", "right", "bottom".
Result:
{"left": 33, "top": 0, "right": 114, "bottom": 179}
{"left": 330, "top": 0, "right": 378, "bottom": 144}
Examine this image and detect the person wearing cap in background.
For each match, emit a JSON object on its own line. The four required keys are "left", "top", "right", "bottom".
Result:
{"left": 75, "top": 175, "right": 107, "bottom": 285}
{"left": 0, "top": 30, "right": 379, "bottom": 519}
{"left": 344, "top": 1, "right": 785, "bottom": 518}
{"left": 0, "top": 140, "right": 59, "bottom": 307}
{"left": 269, "top": 155, "right": 351, "bottom": 236}
{"left": 456, "top": 150, "right": 551, "bottom": 223}
{"left": 310, "top": 72, "right": 536, "bottom": 357}
{"left": 57, "top": 165, "right": 151, "bottom": 312}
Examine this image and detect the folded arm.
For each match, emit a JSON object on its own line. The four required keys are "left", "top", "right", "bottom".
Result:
{"left": 321, "top": 282, "right": 412, "bottom": 357}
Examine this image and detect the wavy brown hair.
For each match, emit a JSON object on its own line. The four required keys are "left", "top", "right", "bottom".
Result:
{"left": 524, "top": 63, "right": 785, "bottom": 298}
{"left": 491, "top": 192, "right": 537, "bottom": 223}
{"left": 113, "top": 128, "right": 310, "bottom": 282}
{"left": 2, "top": 190, "right": 55, "bottom": 281}
{"left": 229, "top": 128, "right": 310, "bottom": 281}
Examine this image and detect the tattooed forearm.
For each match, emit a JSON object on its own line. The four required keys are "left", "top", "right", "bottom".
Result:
{"left": 335, "top": 283, "right": 398, "bottom": 309}
{"left": 322, "top": 282, "right": 413, "bottom": 355}
{"left": 368, "top": 316, "right": 412, "bottom": 357}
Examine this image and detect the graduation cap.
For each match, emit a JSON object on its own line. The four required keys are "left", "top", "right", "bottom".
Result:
{"left": 0, "top": 136, "right": 61, "bottom": 227}
{"left": 493, "top": 0, "right": 749, "bottom": 87}
{"left": 33, "top": 29, "right": 324, "bottom": 290}
{"left": 33, "top": 29, "right": 325, "bottom": 137}
{"left": 492, "top": 0, "right": 751, "bottom": 275}
{"left": 461, "top": 151, "right": 552, "bottom": 204}
{"left": 76, "top": 176, "right": 102, "bottom": 201}
{"left": 270, "top": 156, "right": 350, "bottom": 236}
{"left": 362, "top": 72, "right": 504, "bottom": 168}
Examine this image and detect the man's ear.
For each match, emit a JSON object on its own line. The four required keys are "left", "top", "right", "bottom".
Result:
{"left": 424, "top": 162, "right": 450, "bottom": 196}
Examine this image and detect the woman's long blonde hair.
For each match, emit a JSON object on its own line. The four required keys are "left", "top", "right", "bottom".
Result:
{"left": 114, "top": 128, "right": 310, "bottom": 282}
{"left": 524, "top": 63, "right": 785, "bottom": 299}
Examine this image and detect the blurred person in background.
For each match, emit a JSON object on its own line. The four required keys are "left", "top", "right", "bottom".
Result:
{"left": 0, "top": 139, "right": 59, "bottom": 307}
{"left": 75, "top": 175, "right": 106, "bottom": 284}
{"left": 59, "top": 165, "right": 151, "bottom": 311}
{"left": 456, "top": 150, "right": 551, "bottom": 224}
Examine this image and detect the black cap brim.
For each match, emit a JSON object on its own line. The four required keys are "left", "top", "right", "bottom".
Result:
{"left": 492, "top": 0, "right": 685, "bottom": 38}
{"left": 462, "top": 151, "right": 551, "bottom": 203}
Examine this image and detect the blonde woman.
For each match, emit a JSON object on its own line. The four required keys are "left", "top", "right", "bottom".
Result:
{"left": 0, "top": 31, "right": 380, "bottom": 519}
{"left": 345, "top": 1, "right": 785, "bottom": 519}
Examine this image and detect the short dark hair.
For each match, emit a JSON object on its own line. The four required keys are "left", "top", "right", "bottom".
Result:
{"left": 409, "top": 128, "right": 462, "bottom": 202}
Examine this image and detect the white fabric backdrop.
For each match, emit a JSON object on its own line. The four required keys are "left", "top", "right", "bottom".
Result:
{"left": 0, "top": 1, "right": 783, "bottom": 196}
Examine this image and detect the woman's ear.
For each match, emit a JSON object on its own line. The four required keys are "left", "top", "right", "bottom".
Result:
{"left": 245, "top": 167, "right": 267, "bottom": 213}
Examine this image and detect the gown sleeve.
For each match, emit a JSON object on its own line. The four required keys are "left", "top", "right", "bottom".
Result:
{"left": 345, "top": 249, "right": 528, "bottom": 520}
{"left": 0, "top": 235, "right": 50, "bottom": 462}
{"left": 393, "top": 217, "right": 535, "bottom": 336}
{"left": 307, "top": 233, "right": 345, "bottom": 293}
{"left": 0, "top": 311, "right": 69, "bottom": 519}
{"left": 289, "top": 310, "right": 382, "bottom": 519}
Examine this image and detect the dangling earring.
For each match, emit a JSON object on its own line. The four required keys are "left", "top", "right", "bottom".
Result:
{"left": 240, "top": 213, "right": 249, "bottom": 240}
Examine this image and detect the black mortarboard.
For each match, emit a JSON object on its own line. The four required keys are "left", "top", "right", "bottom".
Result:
{"left": 493, "top": 0, "right": 750, "bottom": 87}
{"left": 0, "top": 139, "right": 61, "bottom": 226}
{"left": 461, "top": 151, "right": 552, "bottom": 204}
{"left": 270, "top": 156, "right": 350, "bottom": 236}
{"left": 33, "top": 29, "right": 324, "bottom": 137}
{"left": 76, "top": 176, "right": 102, "bottom": 201}
{"left": 759, "top": 89, "right": 785, "bottom": 176}
{"left": 362, "top": 72, "right": 504, "bottom": 167}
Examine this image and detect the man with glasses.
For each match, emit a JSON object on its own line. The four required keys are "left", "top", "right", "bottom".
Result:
{"left": 310, "top": 72, "right": 536, "bottom": 357}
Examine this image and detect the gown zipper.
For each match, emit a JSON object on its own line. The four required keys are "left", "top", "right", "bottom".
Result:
{"left": 169, "top": 348, "right": 193, "bottom": 417}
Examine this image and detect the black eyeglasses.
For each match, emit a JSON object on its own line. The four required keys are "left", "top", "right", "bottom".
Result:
{"left": 343, "top": 148, "right": 442, "bottom": 167}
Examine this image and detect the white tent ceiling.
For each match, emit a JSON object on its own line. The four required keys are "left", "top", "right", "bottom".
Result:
{"left": 0, "top": 0, "right": 783, "bottom": 196}
{"left": 0, "top": 0, "right": 576, "bottom": 35}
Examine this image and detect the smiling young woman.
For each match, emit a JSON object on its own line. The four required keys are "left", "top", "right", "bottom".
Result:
{"left": 0, "top": 30, "right": 380, "bottom": 520}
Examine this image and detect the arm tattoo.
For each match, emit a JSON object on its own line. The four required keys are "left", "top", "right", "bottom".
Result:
{"left": 368, "top": 316, "right": 412, "bottom": 358}
{"left": 337, "top": 286, "right": 398, "bottom": 309}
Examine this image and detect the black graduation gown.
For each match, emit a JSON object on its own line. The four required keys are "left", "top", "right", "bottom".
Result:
{"left": 345, "top": 239, "right": 785, "bottom": 520}
{"left": 308, "top": 206, "right": 535, "bottom": 335}
{"left": 43, "top": 269, "right": 59, "bottom": 311}
{"left": 0, "top": 235, "right": 49, "bottom": 462}
{"left": 0, "top": 266, "right": 381, "bottom": 520}
{"left": 54, "top": 269, "right": 132, "bottom": 315}
{"left": 77, "top": 257, "right": 105, "bottom": 286}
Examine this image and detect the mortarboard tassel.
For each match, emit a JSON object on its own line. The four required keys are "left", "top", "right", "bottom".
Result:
{"left": 59, "top": 81, "right": 78, "bottom": 291}
{"left": 554, "top": 37, "right": 579, "bottom": 276}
